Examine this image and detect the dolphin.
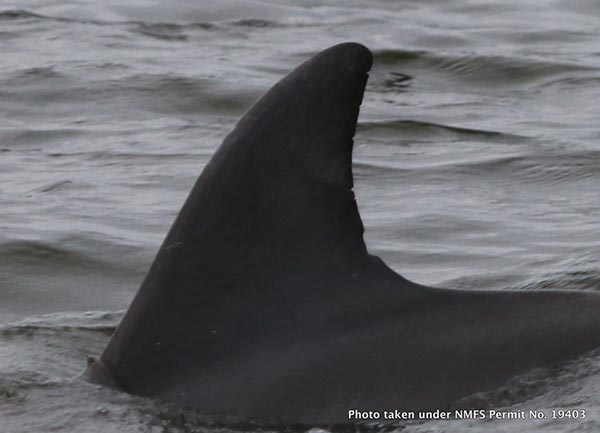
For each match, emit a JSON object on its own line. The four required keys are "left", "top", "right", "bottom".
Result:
{"left": 85, "top": 42, "right": 600, "bottom": 425}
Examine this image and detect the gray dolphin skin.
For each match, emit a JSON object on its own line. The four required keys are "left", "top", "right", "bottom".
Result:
{"left": 85, "top": 42, "right": 600, "bottom": 424}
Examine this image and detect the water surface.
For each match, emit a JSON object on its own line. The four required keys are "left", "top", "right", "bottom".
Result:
{"left": 1, "top": 1, "right": 600, "bottom": 432}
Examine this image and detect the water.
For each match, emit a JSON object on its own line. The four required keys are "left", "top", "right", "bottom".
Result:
{"left": 1, "top": 1, "right": 600, "bottom": 432}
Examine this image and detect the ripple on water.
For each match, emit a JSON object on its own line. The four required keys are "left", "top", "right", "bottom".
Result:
{"left": 372, "top": 48, "right": 595, "bottom": 89}
{"left": 357, "top": 119, "right": 527, "bottom": 144}
{"left": 0, "top": 311, "right": 121, "bottom": 338}
{"left": 0, "top": 70, "right": 261, "bottom": 119}
{"left": 0, "top": 10, "right": 51, "bottom": 21}
{"left": 354, "top": 148, "right": 600, "bottom": 190}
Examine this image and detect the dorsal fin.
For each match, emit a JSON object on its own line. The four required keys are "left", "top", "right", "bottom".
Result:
{"left": 100, "top": 43, "right": 374, "bottom": 392}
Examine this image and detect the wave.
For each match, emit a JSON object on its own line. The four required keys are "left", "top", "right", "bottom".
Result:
{"left": 353, "top": 147, "right": 600, "bottom": 191}
{"left": 0, "top": 70, "right": 260, "bottom": 117}
{"left": 0, "top": 10, "right": 43, "bottom": 20}
{"left": 518, "top": 269, "right": 600, "bottom": 292}
{"left": 0, "top": 8, "right": 289, "bottom": 30}
{"left": 0, "top": 127, "right": 85, "bottom": 149}
{"left": 449, "top": 149, "right": 600, "bottom": 187}
{"left": 0, "top": 311, "right": 121, "bottom": 337}
{"left": 372, "top": 48, "right": 594, "bottom": 88}
{"left": 358, "top": 119, "right": 527, "bottom": 144}
{"left": 0, "top": 240, "right": 107, "bottom": 269}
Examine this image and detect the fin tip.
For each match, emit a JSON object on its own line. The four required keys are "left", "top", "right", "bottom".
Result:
{"left": 325, "top": 42, "right": 373, "bottom": 74}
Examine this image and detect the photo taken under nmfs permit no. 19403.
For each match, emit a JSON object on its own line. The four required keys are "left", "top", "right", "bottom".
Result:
{"left": 349, "top": 408, "right": 587, "bottom": 422}
{"left": 1, "top": 1, "right": 600, "bottom": 433}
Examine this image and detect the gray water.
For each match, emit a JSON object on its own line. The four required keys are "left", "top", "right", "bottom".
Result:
{"left": 1, "top": 1, "right": 600, "bottom": 432}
